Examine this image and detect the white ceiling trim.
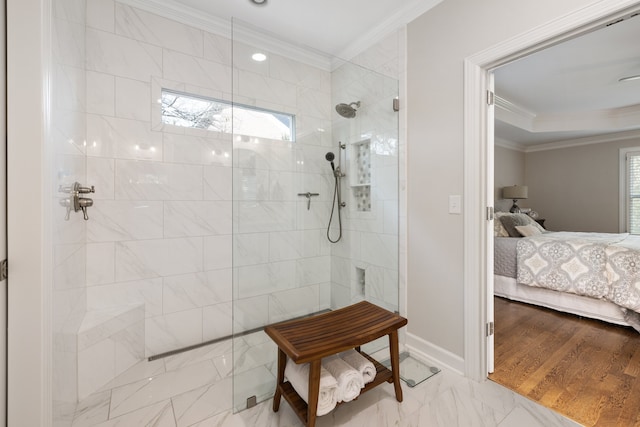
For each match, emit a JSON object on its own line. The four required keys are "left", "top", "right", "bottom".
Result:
{"left": 495, "top": 95, "right": 536, "bottom": 132}
{"left": 118, "top": 0, "right": 441, "bottom": 71}
{"left": 118, "top": 0, "right": 334, "bottom": 70}
{"left": 333, "top": 0, "right": 444, "bottom": 65}
{"left": 494, "top": 137, "right": 526, "bottom": 152}
{"left": 535, "top": 103, "right": 640, "bottom": 133}
{"left": 525, "top": 128, "right": 640, "bottom": 153}
{"left": 496, "top": 94, "right": 640, "bottom": 135}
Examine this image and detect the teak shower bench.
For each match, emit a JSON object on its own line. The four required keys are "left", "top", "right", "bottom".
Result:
{"left": 264, "top": 301, "right": 408, "bottom": 427}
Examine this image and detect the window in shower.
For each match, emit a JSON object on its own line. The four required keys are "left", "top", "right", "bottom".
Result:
{"left": 161, "top": 89, "right": 295, "bottom": 141}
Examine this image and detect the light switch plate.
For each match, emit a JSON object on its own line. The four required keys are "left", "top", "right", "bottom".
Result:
{"left": 449, "top": 195, "right": 462, "bottom": 214}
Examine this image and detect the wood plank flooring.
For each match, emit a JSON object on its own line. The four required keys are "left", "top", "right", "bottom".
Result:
{"left": 489, "top": 297, "right": 640, "bottom": 427}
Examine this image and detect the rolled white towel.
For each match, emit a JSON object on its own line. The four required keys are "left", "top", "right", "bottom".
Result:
{"left": 322, "top": 355, "right": 364, "bottom": 402}
{"left": 339, "top": 349, "right": 377, "bottom": 384}
{"left": 285, "top": 359, "right": 338, "bottom": 416}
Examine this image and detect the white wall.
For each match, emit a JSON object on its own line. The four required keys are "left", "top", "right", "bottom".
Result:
{"left": 406, "top": 0, "right": 601, "bottom": 362}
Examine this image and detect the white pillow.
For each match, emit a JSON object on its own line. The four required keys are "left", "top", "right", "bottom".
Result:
{"left": 515, "top": 224, "right": 542, "bottom": 237}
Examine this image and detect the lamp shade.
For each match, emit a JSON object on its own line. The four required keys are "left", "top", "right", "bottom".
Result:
{"left": 503, "top": 185, "right": 528, "bottom": 200}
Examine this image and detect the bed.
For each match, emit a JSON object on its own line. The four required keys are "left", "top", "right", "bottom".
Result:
{"left": 493, "top": 213, "right": 640, "bottom": 330}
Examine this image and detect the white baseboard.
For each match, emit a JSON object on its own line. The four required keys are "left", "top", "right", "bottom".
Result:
{"left": 405, "top": 332, "right": 465, "bottom": 375}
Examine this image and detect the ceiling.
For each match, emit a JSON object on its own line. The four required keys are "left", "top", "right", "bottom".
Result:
{"left": 170, "top": 0, "right": 440, "bottom": 59}
{"left": 138, "top": 0, "right": 639, "bottom": 149}
{"left": 494, "top": 12, "right": 640, "bottom": 149}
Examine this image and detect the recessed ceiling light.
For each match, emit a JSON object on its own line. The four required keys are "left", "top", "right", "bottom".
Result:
{"left": 619, "top": 74, "right": 640, "bottom": 82}
{"left": 252, "top": 52, "right": 267, "bottom": 62}
{"left": 250, "top": 0, "right": 267, "bottom": 5}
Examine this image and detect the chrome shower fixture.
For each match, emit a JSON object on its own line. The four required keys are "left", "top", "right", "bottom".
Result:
{"left": 325, "top": 151, "right": 336, "bottom": 171}
{"left": 326, "top": 144, "right": 346, "bottom": 243}
{"left": 335, "top": 101, "right": 360, "bottom": 119}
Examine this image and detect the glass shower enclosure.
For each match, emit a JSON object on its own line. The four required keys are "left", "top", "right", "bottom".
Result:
{"left": 230, "top": 20, "right": 400, "bottom": 411}
{"left": 48, "top": 1, "right": 399, "bottom": 422}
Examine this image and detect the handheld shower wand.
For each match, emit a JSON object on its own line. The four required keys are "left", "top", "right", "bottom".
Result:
{"left": 325, "top": 152, "right": 336, "bottom": 172}
{"left": 326, "top": 148, "right": 345, "bottom": 243}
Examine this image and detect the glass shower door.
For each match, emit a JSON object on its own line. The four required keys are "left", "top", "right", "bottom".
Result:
{"left": 230, "top": 19, "right": 400, "bottom": 412}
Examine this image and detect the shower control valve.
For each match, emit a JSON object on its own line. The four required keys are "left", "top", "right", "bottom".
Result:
{"left": 59, "top": 181, "right": 96, "bottom": 221}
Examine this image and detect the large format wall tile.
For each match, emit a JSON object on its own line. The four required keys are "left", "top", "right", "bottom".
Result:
{"left": 115, "top": 237, "right": 203, "bottom": 281}
{"left": 86, "top": 28, "right": 162, "bottom": 81}
{"left": 88, "top": 200, "right": 163, "bottom": 242}
{"left": 145, "top": 310, "right": 204, "bottom": 357}
{"left": 164, "top": 201, "right": 232, "bottom": 237}
{"left": 87, "top": 115, "right": 162, "bottom": 161}
{"left": 163, "top": 270, "right": 232, "bottom": 313}
{"left": 115, "top": 4, "right": 204, "bottom": 57}
{"left": 163, "top": 50, "right": 232, "bottom": 92}
{"left": 115, "top": 160, "right": 203, "bottom": 201}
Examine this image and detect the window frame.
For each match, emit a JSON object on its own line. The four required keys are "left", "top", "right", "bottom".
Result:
{"left": 619, "top": 147, "right": 640, "bottom": 233}
{"left": 160, "top": 88, "right": 296, "bottom": 141}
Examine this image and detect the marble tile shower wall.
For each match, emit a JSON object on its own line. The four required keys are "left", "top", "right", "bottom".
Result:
{"left": 52, "top": 0, "right": 88, "bottom": 411}
{"left": 83, "top": 1, "right": 334, "bottom": 362}
{"left": 329, "top": 33, "right": 401, "bottom": 314}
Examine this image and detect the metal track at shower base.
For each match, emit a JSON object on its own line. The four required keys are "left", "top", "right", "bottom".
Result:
{"left": 147, "top": 308, "right": 332, "bottom": 361}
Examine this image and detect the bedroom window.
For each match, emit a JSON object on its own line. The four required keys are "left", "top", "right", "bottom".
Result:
{"left": 621, "top": 148, "right": 640, "bottom": 234}
{"left": 160, "top": 89, "right": 294, "bottom": 141}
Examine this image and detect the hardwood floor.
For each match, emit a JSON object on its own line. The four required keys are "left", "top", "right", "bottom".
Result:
{"left": 489, "top": 297, "right": 640, "bottom": 427}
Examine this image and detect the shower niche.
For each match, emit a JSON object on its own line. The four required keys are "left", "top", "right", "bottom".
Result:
{"left": 350, "top": 139, "right": 372, "bottom": 212}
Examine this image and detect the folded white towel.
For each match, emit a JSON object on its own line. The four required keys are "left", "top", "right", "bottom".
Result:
{"left": 339, "top": 349, "right": 377, "bottom": 384}
{"left": 285, "top": 359, "right": 338, "bottom": 416}
{"left": 322, "top": 355, "right": 364, "bottom": 403}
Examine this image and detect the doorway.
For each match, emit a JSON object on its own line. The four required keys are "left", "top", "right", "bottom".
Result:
{"left": 461, "top": 0, "right": 640, "bottom": 382}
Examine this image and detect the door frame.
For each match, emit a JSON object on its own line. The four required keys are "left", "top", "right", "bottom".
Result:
{"left": 463, "top": 0, "right": 640, "bottom": 382}
{"left": 6, "top": 0, "right": 52, "bottom": 424}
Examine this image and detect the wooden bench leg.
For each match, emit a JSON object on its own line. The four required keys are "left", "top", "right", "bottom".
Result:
{"left": 273, "top": 348, "right": 286, "bottom": 412}
{"left": 307, "top": 359, "right": 321, "bottom": 427}
{"left": 389, "top": 330, "right": 403, "bottom": 402}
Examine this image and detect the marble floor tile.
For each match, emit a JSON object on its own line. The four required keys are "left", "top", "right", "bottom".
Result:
{"left": 71, "top": 390, "right": 111, "bottom": 427}
{"left": 70, "top": 339, "right": 581, "bottom": 427}
{"left": 93, "top": 400, "right": 176, "bottom": 427}
{"left": 109, "top": 359, "right": 219, "bottom": 418}
{"left": 164, "top": 340, "right": 233, "bottom": 372}
{"left": 98, "top": 358, "right": 166, "bottom": 392}
{"left": 171, "top": 376, "right": 233, "bottom": 427}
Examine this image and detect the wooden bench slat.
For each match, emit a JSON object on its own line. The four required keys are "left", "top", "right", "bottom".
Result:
{"left": 265, "top": 301, "right": 407, "bottom": 427}
{"left": 265, "top": 301, "right": 407, "bottom": 363}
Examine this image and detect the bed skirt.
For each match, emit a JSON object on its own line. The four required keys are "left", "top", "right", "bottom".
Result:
{"left": 494, "top": 274, "right": 629, "bottom": 326}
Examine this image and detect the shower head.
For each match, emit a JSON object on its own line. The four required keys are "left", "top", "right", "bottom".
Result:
{"left": 335, "top": 101, "right": 360, "bottom": 119}
{"left": 325, "top": 152, "right": 336, "bottom": 171}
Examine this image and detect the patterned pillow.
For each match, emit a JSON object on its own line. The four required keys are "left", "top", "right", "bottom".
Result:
{"left": 494, "top": 212, "right": 511, "bottom": 237}
{"left": 500, "top": 213, "right": 537, "bottom": 237}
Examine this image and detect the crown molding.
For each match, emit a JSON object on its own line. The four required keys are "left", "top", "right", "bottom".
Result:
{"left": 496, "top": 93, "right": 640, "bottom": 138}
{"left": 118, "top": 0, "right": 442, "bottom": 71}
{"left": 525, "top": 128, "right": 640, "bottom": 152}
{"left": 117, "top": 0, "right": 334, "bottom": 70}
{"left": 495, "top": 95, "right": 536, "bottom": 131}
{"left": 494, "top": 137, "right": 526, "bottom": 152}
{"left": 534, "top": 103, "right": 640, "bottom": 132}
{"left": 333, "top": 0, "right": 444, "bottom": 65}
